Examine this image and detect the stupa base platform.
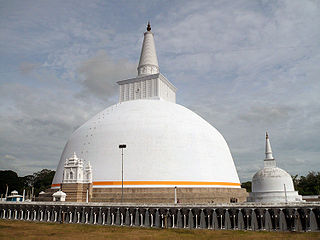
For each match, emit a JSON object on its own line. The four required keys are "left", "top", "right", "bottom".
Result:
{"left": 91, "top": 187, "right": 248, "bottom": 204}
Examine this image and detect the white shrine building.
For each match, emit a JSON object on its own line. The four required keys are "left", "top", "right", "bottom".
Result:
{"left": 248, "top": 133, "right": 303, "bottom": 203}
{"left": 62, "top": 152, "right": 92, "bottom": 184}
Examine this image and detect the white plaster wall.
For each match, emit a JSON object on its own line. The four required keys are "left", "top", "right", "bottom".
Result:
{"left": 248, "top": 190, "right": 303, "bottom": 203}
{"left": 137, "top": 32, "right": 159, "bottom": 76}
{"left": 52, "top": 100, "right": 240, "bottom": 188}
{"left": 159, "top": 78, "right": 176, "bottom": 103}
{"left": 118, "top": 74, "right": 176, "bottom": 103}
{"left": 252, "top": 167, "right": 295, "bottom": 192}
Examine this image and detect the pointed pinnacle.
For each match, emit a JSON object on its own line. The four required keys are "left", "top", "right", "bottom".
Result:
{"left": 147, "top": 21, "right": 151, "bottom": 31}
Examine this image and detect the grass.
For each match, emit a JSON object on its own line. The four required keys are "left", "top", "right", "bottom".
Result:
{"left": 0, "top": 220, "right": 319, "bottom": 240}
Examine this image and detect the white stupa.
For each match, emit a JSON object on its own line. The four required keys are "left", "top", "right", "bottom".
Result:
{"left": 52, "top": 190, "right": 66, "bottom": 202}
{"left": 51, "top": 23, "right": 245, "bottom": 203}
{"left": 248, "top": 133, "right": 303, "bottom": 203}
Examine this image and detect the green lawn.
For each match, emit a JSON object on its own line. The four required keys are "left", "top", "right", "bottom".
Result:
{"left": 0, "top": 220, "right": 319, "bottom": 240}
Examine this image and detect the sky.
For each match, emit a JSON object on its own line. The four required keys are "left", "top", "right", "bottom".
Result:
{"left": 0, "top": 0, "right": 319, "bottom": 182}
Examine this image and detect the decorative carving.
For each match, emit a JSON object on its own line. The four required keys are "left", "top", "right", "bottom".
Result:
{"left": 62, "top": 152, "right": 92, "bottom": 184}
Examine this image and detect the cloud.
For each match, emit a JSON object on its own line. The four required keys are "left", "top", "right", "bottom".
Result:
{"left": 19, "top": 62, "right": 41, "bottom": 74}
{"left": 151, "top": 0, "right": 320, "bottom": 181}
{"left": 0, "top": 0, "right": 319, "bottom": 182}
{"left": 238, "top": 105, "right": 295, "bottom": 124}
{"left": 0, "top": 77, "right": 104, "bottom": 176}
{"left": 4, "top": 155, "right": 16, "bottom": 161}
{"left": 77, "top": 50, "right": 136, "bottom": 101}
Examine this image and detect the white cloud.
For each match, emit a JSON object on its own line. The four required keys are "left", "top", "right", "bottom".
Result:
{"left": 152, "top": 0, "right": 320, "bottom": 181}
{"left": 77, "top": 50, "right": 136, "bottom": 101}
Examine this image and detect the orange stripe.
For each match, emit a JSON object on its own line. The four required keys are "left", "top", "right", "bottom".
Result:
{"left": 92, "top": 181, "right": 240, "bottom": 186}
{"left": 52, "top": 181, "right": 240, "bottom": 188}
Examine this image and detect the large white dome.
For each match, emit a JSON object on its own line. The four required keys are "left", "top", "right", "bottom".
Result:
{"left": 52, "top": 99, "right": 241, "bottom": 188}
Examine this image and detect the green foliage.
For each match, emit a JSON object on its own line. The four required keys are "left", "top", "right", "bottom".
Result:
{"left": 0, "top": 170, "right": 23, "bottom": 195}
{"left": 32, "top": 169, "right": 55, "bottom": 196}
{"left": 294, "top": 172, "right": 320, "bottom": 196}
{"left": 21, "top": 174, "right": 35, "bottom": 193}
{"left": 0, "top": 169, "right": 55, "bottom": 197}
{"left": 241, "top": 181, "right": 252, "bottom": 192}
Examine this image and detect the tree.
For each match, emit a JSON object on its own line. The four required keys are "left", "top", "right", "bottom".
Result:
{"left": 295, "top": 172, "right": 320, "bottom": 196}
{"left": 0, "top": 169, "right": 55, "bottom": 198}
{"left": 32, "top": 169, "right": 55, "bottom": 196}
{"left": 21, "top": 174, "right": 35, "bottom": 196}
{"left": 0, "top": 170, "right": 23, "bottom": 195}
{"left": 241, "top": 181, "right": 252, "bottom": 192}
{"left": 292, "top": 174, "right": 299, "bottom": 190}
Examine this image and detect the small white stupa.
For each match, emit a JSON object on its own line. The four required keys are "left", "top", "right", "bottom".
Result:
{"left": 248, "top": 132, "right": 303, "bottom": 203}
{"left": 52, "top": 190, "right": 66, "bottom": 202}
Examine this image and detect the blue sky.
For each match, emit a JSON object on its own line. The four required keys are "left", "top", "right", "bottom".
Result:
{"left": 0, "top": 0, "right": 319, "bottom": 181}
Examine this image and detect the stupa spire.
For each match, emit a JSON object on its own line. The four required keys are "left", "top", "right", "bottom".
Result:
{"left": 137, "top": 22, "right": 159, "bottom": 76}
{"left": 147, "top": 21, "right": 151, "bottom": 31}
{"left": 264, "top": 132, "right": 276, "bottom": 167}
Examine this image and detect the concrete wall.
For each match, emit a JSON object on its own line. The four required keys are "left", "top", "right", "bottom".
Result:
{"left": 1, "top": 202, "right": 319, "bottom": 232}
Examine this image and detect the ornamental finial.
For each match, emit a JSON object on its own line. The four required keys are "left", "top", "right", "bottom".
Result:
{"left": 147, "top": 21, "right": 151, "bottom": 31}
